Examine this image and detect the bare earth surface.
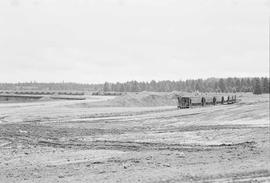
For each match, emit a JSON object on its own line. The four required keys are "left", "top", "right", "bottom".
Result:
{"left": 0, "top": 94, "right": 269, "bottom": 183}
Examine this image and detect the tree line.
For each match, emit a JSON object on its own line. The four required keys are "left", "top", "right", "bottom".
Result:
{"left": 0, "top": 82, "right": 103, "bottom": 92}
{"left": 103, "top": 77, "right": 269, "bottom": 94}
{"left": 0, "top": 77, "right": 269, "bottom": 94}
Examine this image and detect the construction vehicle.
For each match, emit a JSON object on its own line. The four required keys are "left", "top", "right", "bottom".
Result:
{"left": 177, "top": 97, "right": 192, "bottom": 109}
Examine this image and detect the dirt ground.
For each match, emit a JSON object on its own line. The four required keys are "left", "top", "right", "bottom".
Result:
{"left": 0, "top": 93, "right": 269, "bottom": 183}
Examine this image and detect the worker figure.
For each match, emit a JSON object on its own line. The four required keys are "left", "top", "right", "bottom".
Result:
{"left": 213, "top": 97, "right": 217, "bottom": 105}
{"left": 201, "top": 97, "right": 206, "bottom": 106}
{"left": 221, "top": 96, "right": 224, "bottom": 104}
{"left": 177, "top": 97, "right": 181, "bottom": 108}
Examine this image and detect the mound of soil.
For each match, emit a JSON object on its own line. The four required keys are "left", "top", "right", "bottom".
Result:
{"left": 39, "top": 96, "right": 53, "bottom": 101}
{"left": 99, "top": 92, "right": 181, "bottom": 107}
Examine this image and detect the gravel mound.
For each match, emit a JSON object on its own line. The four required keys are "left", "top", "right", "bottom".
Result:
{"left": 103, "top": 92, "right": 179, "bottom": 107}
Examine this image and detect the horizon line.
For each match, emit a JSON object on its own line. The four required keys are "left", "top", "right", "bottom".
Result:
{"left": 1, "top": 76, "right": 269, "bottom": 85}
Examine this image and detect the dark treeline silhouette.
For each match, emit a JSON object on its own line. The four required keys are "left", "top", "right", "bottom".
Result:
{"left": 0, "top": 77, "right": 269, "bottom": 94}
{"left": 103, "top": 77, "right": 270, "bottom": 94}
{"left": 0, "top": 82, "right": 103, "bottom": 92}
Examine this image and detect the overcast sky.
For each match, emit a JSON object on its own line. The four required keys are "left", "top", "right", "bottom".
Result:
{"left": 0, "top": 0, "right": 269, "bottom": 83}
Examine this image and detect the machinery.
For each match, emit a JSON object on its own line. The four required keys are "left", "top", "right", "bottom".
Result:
{"left": 177, "top": 97, "right": 192, "bottom": 109}
{"left": 177, "top": 95, "right": 236, "bottom": 109}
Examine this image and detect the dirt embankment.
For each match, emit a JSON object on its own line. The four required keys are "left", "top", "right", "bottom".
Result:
{"left": 106, "top": 92, "right": 180, "bottom": 107}
{"left": 74, "top": 92, "right": 180, "bottom": 108}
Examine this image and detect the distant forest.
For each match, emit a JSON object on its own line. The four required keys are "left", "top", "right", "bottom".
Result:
{"left": 0, "top": 77, "right": 269, "bottom": 94}
{"left": 0, "top": 82, "right": 103, "bottom": 92}
{"left": 103, "top": 77, "right": 269, "bottom": 94}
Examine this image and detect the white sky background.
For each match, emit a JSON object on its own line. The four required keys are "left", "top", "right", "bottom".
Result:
{"left": 0, "top": 0, "right": 269, "bottom": 83}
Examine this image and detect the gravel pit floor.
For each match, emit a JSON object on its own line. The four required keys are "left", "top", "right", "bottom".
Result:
{"left": 0, "top": 94, "right": 269, "bottom": 183}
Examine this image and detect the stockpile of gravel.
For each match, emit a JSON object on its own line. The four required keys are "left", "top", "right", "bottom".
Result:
{"left": 104, "top": 92, "right": 179, "bottom": 107}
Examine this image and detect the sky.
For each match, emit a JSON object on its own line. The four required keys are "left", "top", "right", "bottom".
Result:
{"left": 0, "top": 0, "right": 269, "bottom": 83}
